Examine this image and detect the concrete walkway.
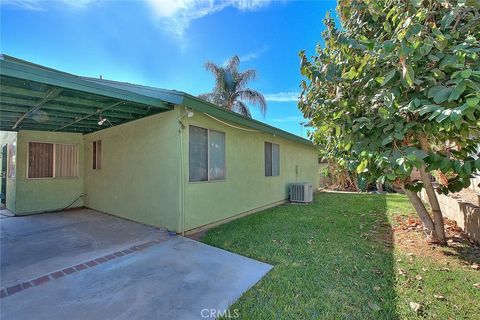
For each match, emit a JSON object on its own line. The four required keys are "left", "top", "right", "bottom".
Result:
{"left": 0, "top": 209, "right": 272, "bottom": 319}
{"left": 1, "top": 208, "right": 167, "bottom": 288}
{"left": 1, "top": 237, "right": 272, "bottom": 320}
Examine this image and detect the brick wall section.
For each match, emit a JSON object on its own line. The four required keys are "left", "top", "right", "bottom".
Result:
{"left": 420, "top": 190, "right": 480, "bottom": 243}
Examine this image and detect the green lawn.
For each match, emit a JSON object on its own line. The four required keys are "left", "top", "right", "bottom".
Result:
{"left": 201, "top": 193, "right": 480, "bottom": 319}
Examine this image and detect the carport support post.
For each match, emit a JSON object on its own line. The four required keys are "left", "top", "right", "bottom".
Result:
{"left": 178, "top": 106, "right": 186, "bottom": 236}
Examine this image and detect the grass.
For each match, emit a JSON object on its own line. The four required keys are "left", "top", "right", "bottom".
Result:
{"left": 201, "top": 192, "right": 480, "bottom": 319}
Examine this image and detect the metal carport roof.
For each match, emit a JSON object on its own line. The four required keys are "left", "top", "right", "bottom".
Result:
{"left": 0, "top": 55, "right": 173, "bottom": 133}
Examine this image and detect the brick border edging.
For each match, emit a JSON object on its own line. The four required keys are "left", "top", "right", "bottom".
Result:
{"left": 0, "top": 235, "right": 175, "bottom": 299}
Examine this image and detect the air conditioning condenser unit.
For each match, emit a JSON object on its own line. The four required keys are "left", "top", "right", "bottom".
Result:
{"left": 290, "top": 183, "right": 313, "bottom": 203}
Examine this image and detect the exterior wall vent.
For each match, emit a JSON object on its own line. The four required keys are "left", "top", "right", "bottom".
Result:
{"left": 290, "top": 183, "right": 313, "bottom": 203}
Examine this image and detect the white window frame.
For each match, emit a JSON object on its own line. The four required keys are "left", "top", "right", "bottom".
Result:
{"left": 188, "top": 125, "right": 226, "bottom": 183}
{"left": 27, "top": 141, "right": 79, "bottom": 180}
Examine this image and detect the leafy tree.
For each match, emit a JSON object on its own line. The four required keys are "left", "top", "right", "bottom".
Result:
{"left": 299, "top": 0, "right": 480, "bottom": 244}
{"left": 199, "top": 55, "right": 267, "bottom": 117}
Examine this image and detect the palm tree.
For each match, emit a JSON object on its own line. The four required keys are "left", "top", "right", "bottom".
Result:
{"left": 198, "top": 55, "right": 266, "bottom": 118}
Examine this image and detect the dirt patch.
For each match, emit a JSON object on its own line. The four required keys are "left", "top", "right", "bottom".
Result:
{"left": 186, "top": 229, "right": 208, "bottom": 241}
{"left": 393, "top": 216, "right": 480, "bottom": 266}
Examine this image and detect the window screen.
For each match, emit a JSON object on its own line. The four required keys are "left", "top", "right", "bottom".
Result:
{"left": 272, "top": 143, "right": 280, "bottom": 176}
{"left": 265, "top": 142, "right": 272, "bottom": 176}
{"left": 93, "top": 140, "right": 102, "bottom": 170}
{"left": 189, "top": 126, "right": 226, "bottom": 182}
{"left": 8, "top": 142, "right": 16, "bottom": 178}
{"left": 189, "top": 126, "right": 208, "bottom": 181}
{"left": 209, "top": 130, "right": 225, "bottom": 180}
{"left": 56, "top": 144, "right": 78, "bottom": 177}
{"left": 28, "top": 142, "right": 54, "bottom": 178}
{"left": 265, "top": 142, "right": 280, "bottom": 176}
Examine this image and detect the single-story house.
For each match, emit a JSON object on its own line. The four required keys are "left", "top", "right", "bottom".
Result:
{"left": 0, "top": 55, "right": 318, "bottom": 234}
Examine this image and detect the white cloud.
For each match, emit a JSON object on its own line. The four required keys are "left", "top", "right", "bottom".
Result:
{"left": 3, "top": 0, "right": 271, "bottom": 40}
{"left": 270, "top": 116, "right": 304, "bottom": 123}
{"left": 1, "top": 0, "right": 96, "bottom": 10}
{"left": 1, "top": 0, "right": 44, "bottom": 10}
{"left": 222, "top": 44, "right": 269, "bottom": 65}
{"left": 146, "top": 0, "right": 271, "bottom": 38}
{"left": 239, "top": 45, "right": 269, "bottom": 62}
{"left": 264, "top": 91, "right": 299, "bottom": 102}
{"left": 63, "top": 0, "right": 96, "bottom": 9}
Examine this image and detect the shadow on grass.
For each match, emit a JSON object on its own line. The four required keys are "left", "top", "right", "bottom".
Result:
{"left": 202, "top": 192, "right": 397, "bottom": 319}
{"left": 439, "top": 237, "right": 480, "bottom": 265}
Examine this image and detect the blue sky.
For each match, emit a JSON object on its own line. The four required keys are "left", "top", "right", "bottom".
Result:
{"left": 0, "top": 0, "right": 337, "bottom": 137}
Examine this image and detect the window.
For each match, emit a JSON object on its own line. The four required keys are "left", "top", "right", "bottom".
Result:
{"left": 55, "top": 144, "right": 78, "bottom": 177}
{"left": 28, "top": 142, "right": 78, "bottom": 179}
{"left": 209, "top": 130, "right": 226, "bottom": 180}
{"left": 93, "top": 140, "right": 102, "bottom": 170}
{"left": 8, "top": 142, "right": 16, "bottom": 179}
{"left": 28, "top": 142, "right": 53, "bottom": 178}
{"left": 189, "top": 126, "right": 225, "bottom": 182}
{"left": 265, "top": 142, "right": 280, "bottom": 176}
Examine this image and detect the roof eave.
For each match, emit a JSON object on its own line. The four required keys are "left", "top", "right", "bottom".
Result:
{"left": 181, "top": 95, "right": 313, "bottom": 146}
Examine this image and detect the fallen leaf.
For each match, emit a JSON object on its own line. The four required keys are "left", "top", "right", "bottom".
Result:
{"left": 406, "top": 218, "right": 416, "bottom": 225}
{"left": 473, "top": 283, "right": 480, "bottom": 289}
{"left": 398, "top": 269, "right": 407, "bottom": 275}
{"left": 368, "top": 302, "right": 381, "bottom": 311}
{"left": 373, "top": 269, "right": 383, "bottom": 275}
{"left": 434, "top": 294, "right": 445, "bottom": 300}
{"left": 415, "top": 275, "right": 423, "bottom": 281}
{"left": 471, "top": 264, "right": 479, "bottom": 270}
{"left": 409, "top": 302, "right": 421, "bottom": 313}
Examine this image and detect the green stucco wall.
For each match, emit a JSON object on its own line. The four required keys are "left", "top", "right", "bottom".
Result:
{"left": 179, "top": 107, "right": 318, "bottom": 231}
{"left": 83, "top": 110, "right": 181, "bottom": 231}
{"left": 3, "top": 106, "right": 317, "bottom": 232}
{"left": 14, "top": 130, "right": 84, "bottom": 215}
{"left": 0, "top": 131, "right": 17, "bottom": 212}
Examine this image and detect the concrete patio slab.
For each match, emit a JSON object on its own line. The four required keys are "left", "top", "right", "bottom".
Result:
{"left": 1, "top": 208, "right": 167, "bottom": 288}
{"left": 1, "top": 237, "right": 272, "bottom": 320}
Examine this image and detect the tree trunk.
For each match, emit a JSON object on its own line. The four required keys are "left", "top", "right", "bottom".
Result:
{"left": 418, "top": 166, "right": 446, "bottom": 244}
{"left": 401, "top": 185, "right": 437, "bottom": 243}
{"left": 418, "top": 134, "right": 447, "bottom": 245}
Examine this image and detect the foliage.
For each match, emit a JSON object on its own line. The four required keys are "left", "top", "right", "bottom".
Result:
{"left": 299, "top": 0, "right": 480, "bottom": 193}
{"left": 199, "top": 55, "right": 267, "bottom": 118}
{"left": 325, "top": 160, "right": 360, "bottom": 191}
{"left": 203, "top": 193, "right": 480, "bottom": 319}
